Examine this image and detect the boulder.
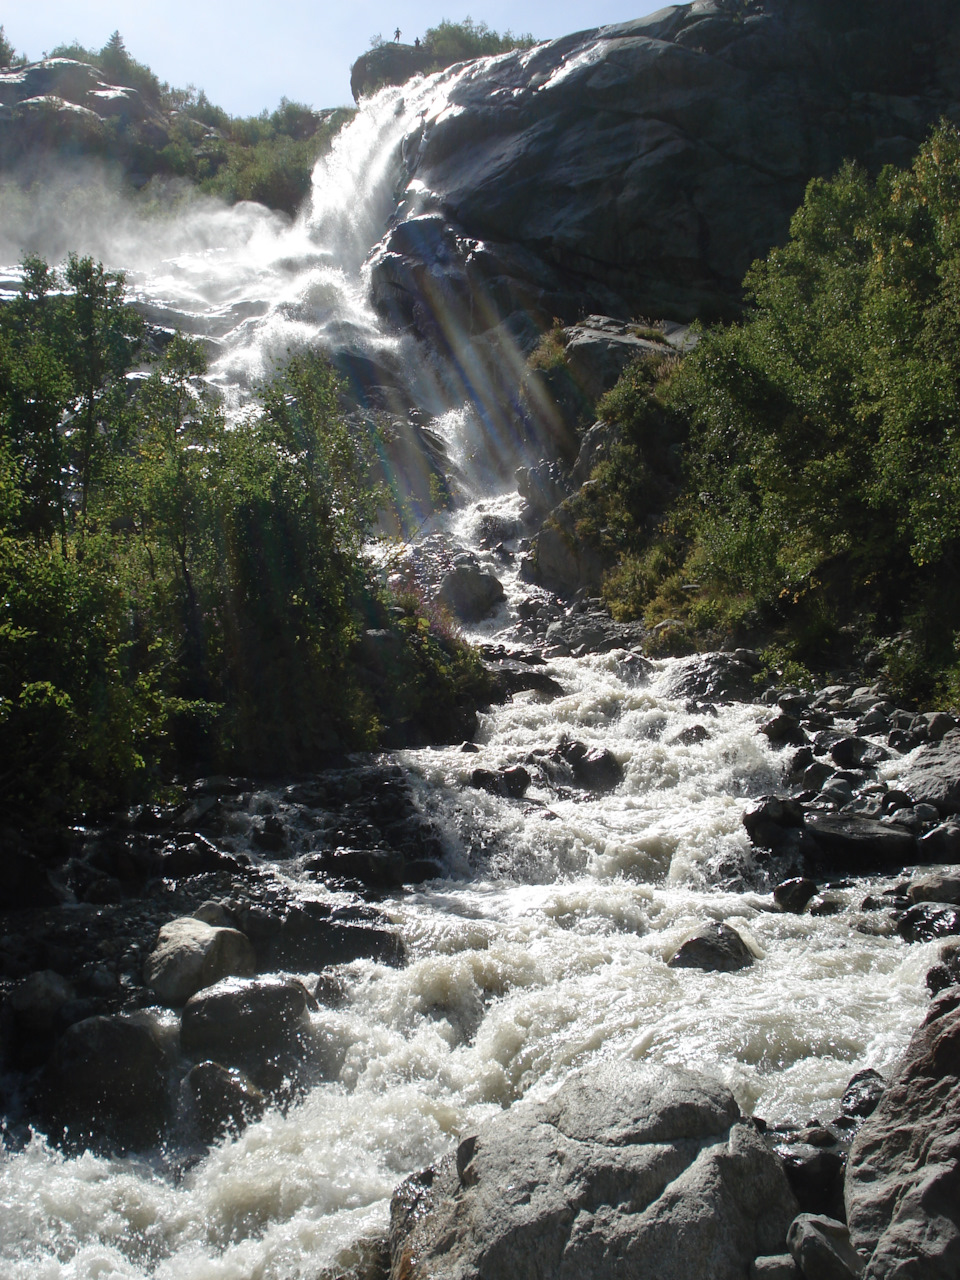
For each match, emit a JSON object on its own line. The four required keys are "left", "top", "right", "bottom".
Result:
{"left": 907, "top": 872, "right": 960, "bottom": 906}
{"left": 803, "top": 815, "right": 917, "bottom": 872}
{"left": 919, "top": 820, "right": 960, "bottom": 861}
{"left": 144, "top": 916, "right": 257, "bottom": 1005}
{"left": 553, "top": 739, "right": 624, "bottom": 791}
{"left": 666, "top": 650, "right": 762, "bottom": 704}
{"left": 896, "top": 903, "right": 960, "bottom": 943}
{"left": 897, "top": 731, "right": 960, "bottom": 815}
{"left": 186, "top": 1060, "right": 265, "bottom": 1142}
{"left": 840, "top": 1069, "right": 885, "bottom": 1121}
{"left": 668, "top": 922, "right": 754, "bottom": 973}
{"left": 786, "top": 1214, "right": 866, "bottom": 1279}
{"left": 774, "top": 879, "right": 818, "bottom": 914}
{"left": 470, "top": 765, "right": 531, "bottom": 799}
{"left": 38, "top": 1013, "right": 168, "bottom": 1149}
{"left": 8, "top": 969, "right": 75, "bottom": 1031}
{"left": 389, "top": 1059, "right": 797, "bottom": 1280}
{"left": 435, "top": 563, "right": 505, "bottom": 622}
{"left": 180, "top": 976, "right": 311, "bottom": 1064}
{"left": 845, "top": 992, "right": 960, "bottom": 1278}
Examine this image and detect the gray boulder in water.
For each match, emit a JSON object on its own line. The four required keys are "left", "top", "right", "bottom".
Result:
{"left": 845, "top": 992, "right": 960, "bottom": 1278}
{"left": 435, "top": 563, "right": 505, "bottom": 622}
{"left": 389, "top": 1059, "right": 797, "bottom": 1280}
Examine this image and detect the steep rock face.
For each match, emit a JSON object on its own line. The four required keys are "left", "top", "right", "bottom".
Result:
{"left": 369, "top": 0, "right": 960, "bottom": 329}
{"left": 389, "top": 1059, "right": 798, "bottom": 1280}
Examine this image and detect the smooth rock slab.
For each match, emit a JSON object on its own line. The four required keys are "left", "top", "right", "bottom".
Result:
{"left": 846, "top": 992, "right": 960, "bottom": 1278}
{"left": 145, "top": 916, "right": 257, "bottom": 1005}
{"left": 389, "top": 1060, "right": 797, "bottom": 1280}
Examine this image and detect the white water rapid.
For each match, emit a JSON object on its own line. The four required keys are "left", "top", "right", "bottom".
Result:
{"left": 0, "top": 73, "right": 938, "bottom": 1280}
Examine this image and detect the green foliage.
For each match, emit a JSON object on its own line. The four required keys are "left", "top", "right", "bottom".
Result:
{"left": 591, "top": 120, "right": 960, "bottom": 701}
{"left": 527, "top": 320, "right": 568, "bottom": 373}
{"left": 0, "top": 261, "right": 483, "bottom": 824}
{"left": 422, "top": 17, "right": 536, "bottom": 62}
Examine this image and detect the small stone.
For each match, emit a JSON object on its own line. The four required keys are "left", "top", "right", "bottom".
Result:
{"left": 787, "top": 1213, "right": 865, "bottom": 1278}
{"left": 774, "top": 879, "right": 818, "bottom": 914}
{"left": 840, "top": 1069, "right": 885, "bottom": 1120}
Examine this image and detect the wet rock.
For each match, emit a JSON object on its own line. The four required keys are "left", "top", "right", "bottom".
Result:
{"left": 744, "top": 797, "right": 805, "bottom": 853}
{"left": 156, "top": 834, "right": 248, "bottom": 879}
{"left": 485, "top": 664, "right": 565, "bottom": 701}
{"left": 0, "top": 847, "right": 59, "bottom": 911}
{"left": 803, "top": 814, "right": 916, "bottom": 872}
{"left": 840, "top": 1069, "right": 886, "bottom": 1122}
{"left": 666, "top": 650, "right": 762, "bottom": 704}
{"left": 896, "top": 902, "right": 960, "bottom": 943}
{"left": 38, "top": 1013, "right": 168, "bottom": 1150}
{"left": 553, "top": 739, "right": 623, "bottom": 791}
{"left": 772, "top": 1140, "right": 846, "bottom": 1221}
{"left": 761, "top": 714, "right": 808, "bottom": 748}
{"left": 897, "top": 731, "right": 960, "bottom": 815}
{"left": 774, "top": 879, "right": 818, "bottom": 914}
{"left": 253, "top": 906, "right": 404, "bottom": 971}
{"left": 144, "top": 916, "right": 257, "bottom": 1006}
{"left": 670, "top": 723, "right": 712, "bottom": 746}
{"left": 927, "top": 941, "right": 960, "bottom": 996}
{"left": 180, "top": 976, "right": 311, "bottom": 1064}
{"left": 918, "top": 819, "right": 960, "bottom": 862}
{"left": 470, "top": 766, "right": 531, "bottom": 799}
{"left": 750, "top": 1258, "right": 801, "bottom": 1279}
{"left": 831, "top": 738, "right": 869, "bottom": 770}
{"left": 435, "top": 563, "right": 505, "bottom": 622}
{"left": 186, "top": 1060, "right": 265, "bottom": 1142}
{"left": 388, "top": 1060, "right": 797, "bottom": 1280}
{"left": 787, "top": 1214, "right": 865, "bottom": 1279}
{"left": 907, "top": 871, "right": 960, "bottom": 906}
{"left": 668, "top": 922, "right": 754, "bottom": 973}
{"left": 8, "top": 969, "right": 75, "bottom": 1032}
{"left": 846, "top": 993, "right": 960, "bottom": 1277}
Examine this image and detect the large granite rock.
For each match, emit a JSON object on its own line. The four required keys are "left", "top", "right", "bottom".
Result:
{"left": 368, "top": 0, "right": 960, "bottom": 337}
{"left": 389, "top": 1059, "right": 797, "bottom": 1280}
{"left": 845, "top": 992, "right": 960, "bottom": 1278}
{"left": 144, "top": 915, "right": 257, "bottom": 1005}
{"left": 898, "top": 731, "right": 960, "bottom": 815}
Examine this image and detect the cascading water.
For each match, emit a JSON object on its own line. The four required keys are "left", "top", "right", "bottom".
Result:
{"left": 0, "top": 71, "right": 939, "bottom": 1280}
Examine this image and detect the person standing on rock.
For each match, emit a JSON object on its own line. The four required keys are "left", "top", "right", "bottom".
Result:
{"left": 394, "top": 27, "right": 401, "bottom": 42}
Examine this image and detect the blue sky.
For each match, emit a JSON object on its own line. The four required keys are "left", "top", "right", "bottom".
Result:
{"left": 5, "top": 2, "right": 667, "bottom": 114}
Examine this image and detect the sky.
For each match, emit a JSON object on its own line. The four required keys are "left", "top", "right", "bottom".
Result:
{"left": 4, "top": 2, "right": 668, "bottom": 115}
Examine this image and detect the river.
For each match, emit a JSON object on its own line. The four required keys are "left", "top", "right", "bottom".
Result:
{"left": 0, "top": 68, "right": 936, "bottom": 1280}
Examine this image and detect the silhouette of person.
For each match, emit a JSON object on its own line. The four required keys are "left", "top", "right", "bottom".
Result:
{"left": 414, "top": 36, "right": 420, "bottom": 48}
{"left": 394, "top": 27, "right": 401, "bottom": 41}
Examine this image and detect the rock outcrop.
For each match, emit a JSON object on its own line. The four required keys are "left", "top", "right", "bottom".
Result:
{"left": 389, "top": 1058, "right": 798, "bottom": 1280}
{"left": 845, "top": 992, "right": 960, "bottom": 1278}
{"left": 368, "top": 0, "right": 960, "bottom": 337}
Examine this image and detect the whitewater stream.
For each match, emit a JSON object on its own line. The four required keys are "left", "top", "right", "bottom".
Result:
{"left": 0, "top": 68, "right": 938, "bottom": 1280}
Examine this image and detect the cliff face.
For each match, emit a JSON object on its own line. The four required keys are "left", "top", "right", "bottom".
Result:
{"left": 368, "top": 0, "right": 960, "bottom": 332}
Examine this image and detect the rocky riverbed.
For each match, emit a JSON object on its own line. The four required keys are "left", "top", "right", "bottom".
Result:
{"left": 4, "top": 555, "right": 960, "bottom": 1278}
